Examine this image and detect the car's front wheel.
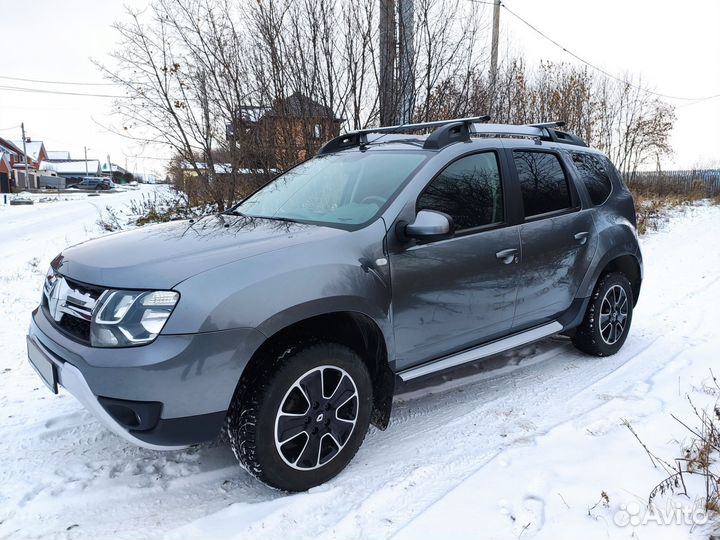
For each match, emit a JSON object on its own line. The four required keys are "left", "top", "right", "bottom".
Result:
{"left": 572, "top": 272, "right": 634, "bottom": 356}
{"left": 226, "top": 342, "right": 373, "bottom": 491}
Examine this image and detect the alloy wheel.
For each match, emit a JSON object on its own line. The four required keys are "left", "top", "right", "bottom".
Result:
{"left": 274, "top": 366, "right": 359, "bottom": 470}
{"left": 599, "top": 284, "right": 629, "bottom": 345}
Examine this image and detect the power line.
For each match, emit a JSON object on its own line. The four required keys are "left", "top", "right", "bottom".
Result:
{"left": 124, "top": 154, "right": 172, "bottom": 161}
{"left": 0, "top": 74, "right": 117, "bottom": 86}
{"left": 676, "top": 95, "right": 720, "bottom": 108}
{"left": 0, "top": 84, "right": 127, "bottom": 99}
{"left": 478, "top": 0, "right": 720, "bottom": 103}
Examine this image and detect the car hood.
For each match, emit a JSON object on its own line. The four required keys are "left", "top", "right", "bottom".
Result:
{"left": 54, "top": 214, "right": 346, "bottom": 289}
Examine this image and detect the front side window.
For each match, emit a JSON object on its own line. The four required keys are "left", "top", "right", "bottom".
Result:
{"left": 237, "top": 151, "right": 428, "bottom": 227}
{"left": 417, "top": 152, "right": 504, "bottom": 231}
{"left": 571, "top": 151, "right": 612, "bottom": 205}
{"left": 514, "top": 151, "right": 572, "bottom": 218}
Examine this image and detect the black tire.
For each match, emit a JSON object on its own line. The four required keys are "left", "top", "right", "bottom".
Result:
{"left": 226, "top": 342, "right": 373, "bottom": 492}
{"left": 572, "top": 272, "right": 634, "bottom": 357}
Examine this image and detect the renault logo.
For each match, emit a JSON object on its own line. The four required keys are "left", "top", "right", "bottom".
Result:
{"left": 47, "top": 277, "right": 69, "bottom": 322}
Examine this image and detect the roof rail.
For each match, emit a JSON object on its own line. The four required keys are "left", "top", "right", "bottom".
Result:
{"left": 526, "top": 121, "right": 587, "bottom": 147}
{"left": 317, "top": 117, "right": 587, "bottom": 155}
{"left": 317, "top": 115, "right": 490, "bottom": 155}
{"left": 527, "top": 121, "right": 566, "bottom": 129}
{"left": 469, "top": 121, "right": 588, "bottom": 147}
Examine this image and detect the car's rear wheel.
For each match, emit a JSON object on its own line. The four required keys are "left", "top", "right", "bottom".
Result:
{"left": 226, "top": 342, "right": 373, "bottom": 491}
{"left": 572, "top": 272, "right": 634, "bottom": 356}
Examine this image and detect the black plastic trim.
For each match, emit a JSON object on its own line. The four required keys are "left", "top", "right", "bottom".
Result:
{"left": 130, "top": 411, "right": 227, "bottom": 446}
{"left": 557, "top": 295, "right": 592, "bottom": 330}
{"left": 422, "top": 121, "right": 470, "bottom": 150}
{"left": 98, "top": 396, "right": 163, "bottom": 431}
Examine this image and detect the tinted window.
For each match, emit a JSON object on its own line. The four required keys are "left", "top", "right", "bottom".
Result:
{"left": 513, "top": 151, "right": 572, "bottom": 218}
{"left": 572, "top": 152, "right": 612, "bottom": 205}
{"left": 418, "top": 152, "right": 503, "bottom": 231}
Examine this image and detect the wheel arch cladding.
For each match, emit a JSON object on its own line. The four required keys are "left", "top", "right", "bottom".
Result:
{"left": 601, "top": 254, "right": 641, "bottom": 305}
{"left": 233, "top": 311, "right": 395, "bottom": 430}
{"left": 580, "top": 251, "right": 641, "bottom": 307}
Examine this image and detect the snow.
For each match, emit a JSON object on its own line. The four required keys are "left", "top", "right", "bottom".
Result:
{"left": 39, "top": 160, "right": 102, "bottom": 175}
{"left": 10, "top": 140, "right": 45, "bottom": 162}
{"left": 0, "top": 195, "right": 719, "bottom": 539}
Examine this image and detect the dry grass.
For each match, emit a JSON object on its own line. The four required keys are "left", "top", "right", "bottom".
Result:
{"left": 628, "top": 179, "right": 710, "bottom": 235}
{"left": 625, "top": 373, "right": 720, "bottom": 522}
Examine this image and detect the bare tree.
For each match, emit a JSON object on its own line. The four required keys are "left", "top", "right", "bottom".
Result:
{"left": 423, "top": 58, "right": 675, "bottom": 174}
{"left": 102, "top": 0, "right": 673, "bottom": 213}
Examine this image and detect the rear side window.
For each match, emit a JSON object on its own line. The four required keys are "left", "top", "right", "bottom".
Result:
{"left": 572, "top": 152, "right": 612, "bottom": 205}
{"left": 513, "top": 151, "right": 572, "bottom": 218}
{"left": 418, "top": 152, "right": 503, "bottom": 231}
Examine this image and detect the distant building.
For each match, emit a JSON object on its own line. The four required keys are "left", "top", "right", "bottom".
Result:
{"left": 39, "top": 160, "right": 102, "bottom": 183}
{"left": 228, "top": 92, "right": 343, "bottom": 170}
{"left": 0, "top": 153, "right": 11, "bottom": 193}
{"left": 10, "top": 140, "right": 47, "bottom": 169}
{"left": 1, "top": 137, "right": 43, "bottom": 189}
{"left": 46, "top": 150, "right": 72, "bottom": 161}
{"left": 100, "top": 162, "right": 129, "bottom": 176}
{"left": 0, "top": 137, "right": 25, "bottom": 168}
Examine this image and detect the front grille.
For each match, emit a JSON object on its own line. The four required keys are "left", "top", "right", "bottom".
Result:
{"left": 43, "top": 271, "right": 105, "bottom": 344}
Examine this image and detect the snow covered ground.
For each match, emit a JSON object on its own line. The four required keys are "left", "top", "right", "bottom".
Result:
{"left": 0, "top": 190, "right": 718, "bottom": 539}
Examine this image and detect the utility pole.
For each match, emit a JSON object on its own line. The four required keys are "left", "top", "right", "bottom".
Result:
{"left": 379, "top": 0, "right": 397, "bottom": 127}
{"left": 84, "top": 146, "right": 89, "bottom": 177}
{"left": 398, "top": 0, "right": 415, "bottom": 125}
{"left": 489, "top": 0, "right": 501, "bottom": 91}
{"left": 21, "top": 123, "right": 29, "bottom": 189}
{"left": 107, "top": 154, "right": 112, "bottom": 179}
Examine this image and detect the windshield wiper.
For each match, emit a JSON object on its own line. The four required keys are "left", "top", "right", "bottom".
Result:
{"left": 223, "top": 209, "right": 247, "bottom": 217}
{"left": 257, "top": 215, "right": 299, "bottom": 223}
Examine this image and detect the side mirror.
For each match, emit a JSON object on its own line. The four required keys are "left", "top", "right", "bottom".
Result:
{"left": 404, "top": 210, "right": 454, "bottom": 241}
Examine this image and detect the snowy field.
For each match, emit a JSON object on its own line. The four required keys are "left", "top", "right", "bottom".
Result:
{"left": 0, "top": 187, "right": 718, "bottom": 539}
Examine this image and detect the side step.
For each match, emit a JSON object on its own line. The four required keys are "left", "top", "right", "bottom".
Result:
{"left": 397, "top": 321, "right": 563, "bottom": 382}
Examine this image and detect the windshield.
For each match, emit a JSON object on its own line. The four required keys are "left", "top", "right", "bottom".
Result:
{"left": 235, "top": 151, "right": 428, "bottom": 227}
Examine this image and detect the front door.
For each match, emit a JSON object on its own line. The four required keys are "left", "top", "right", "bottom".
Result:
{"left": 389, "top": 151, "right": 521, "bottom": 370}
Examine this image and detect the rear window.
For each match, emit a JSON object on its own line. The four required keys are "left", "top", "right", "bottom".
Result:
{"left": 513, "top": 151, "right": 572, "bottom": 218}
{"left": 572, "top": 152, "right": 612, "bottom": 205}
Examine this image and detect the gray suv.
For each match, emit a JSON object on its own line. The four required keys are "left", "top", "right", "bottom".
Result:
{"left": 27, "top": 118, "right": 642, "bottom": 491}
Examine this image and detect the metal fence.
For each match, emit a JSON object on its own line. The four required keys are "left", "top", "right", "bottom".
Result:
{"left": 14, "top": 170, "right": 39, "bottom": 190}
{"left": 625, "top": 169, "right": 720, "bottom": 197}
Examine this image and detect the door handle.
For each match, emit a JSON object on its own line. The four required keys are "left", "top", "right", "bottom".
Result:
{"left": 574, "top": 231, "right": 590, "bottom": 245}
{"left": 495, "top": 248, "right": 518, "bottom": 264}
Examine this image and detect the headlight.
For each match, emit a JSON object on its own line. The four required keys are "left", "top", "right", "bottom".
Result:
{"left": 91, "top": 290, "right": 179, "bottom": 347}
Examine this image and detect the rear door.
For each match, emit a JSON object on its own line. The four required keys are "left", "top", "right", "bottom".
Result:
{"left": 510, "top": 148, "right": 598, "bottom": 329}
{"left": 389, "top": 150, "right": 521, "bottom": 370}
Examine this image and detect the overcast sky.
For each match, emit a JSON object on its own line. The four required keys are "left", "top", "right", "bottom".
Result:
{"left": 1, "top": 0, "right": 718, "bottom": 174}
{"left": 503, "top": 0, "right": 720, "bottom": 168}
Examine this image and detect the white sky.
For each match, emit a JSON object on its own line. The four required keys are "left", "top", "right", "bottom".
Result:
{"left": 0, "top": 0, "right": 157, "bottom": 176}
{"left": 1, "top": 0, "right": 718, "bottom": 172}
{"left": 502, "top": 0, "right": 720, "bottom": 168}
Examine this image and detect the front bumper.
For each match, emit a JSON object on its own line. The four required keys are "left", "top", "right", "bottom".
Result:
{"left": 27, "top": 307, "right": 265, "bottom": 449}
